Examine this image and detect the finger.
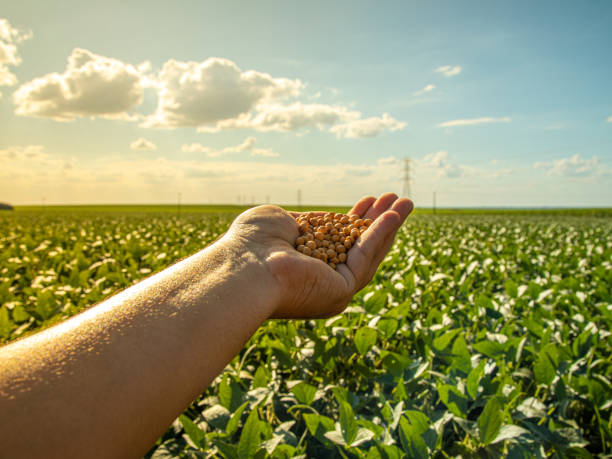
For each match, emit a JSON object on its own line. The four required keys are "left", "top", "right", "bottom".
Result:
{"left": 362, "top": 193, "right": 400, "bottom": 221}
{"left": 347, "top": 209, "right": 403, "bottom": 288}
{"left": 348, "top": 196, "right": 376, "bottom": 217}
{"left": 389, "top": 197, "right": 414, "bottom": 221}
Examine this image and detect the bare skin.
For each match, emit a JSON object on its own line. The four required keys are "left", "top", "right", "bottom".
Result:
{"left": 0, "top": 193, "right": 413, "bottom": 458}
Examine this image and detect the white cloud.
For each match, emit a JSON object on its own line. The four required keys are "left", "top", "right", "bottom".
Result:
{"left": 534, "top": 154, "right": 601, "bottom": 177}
{"left": 413, "top": 84, "right": 435, "bottom": 96}
{"left": 13, "top": 48, "right": 149, "bottom": 121}
{"left": 0, "top": 144, "right": 45, "bottom": 159}
{"left": 377, "top": 156, "right": 398, "bottom": 166}
{"left": 130, "top": 138, "right": 157, "bottom": 151}
{"left": 435, "top": 65, "right": 462, "bottom": 77}
{"left": 0, "top": 145, "right": 74, "bottom": 183}
{"left": 181, "top": 136, "right": 278, "bottom": 158}
{"left": 607, "top": 116, "right": 612, "bottom": 123}
{"left": 214, "top": 102, "right": 360, "bottom": 133}
{"left": 438, "top": 117, "right": 511, "bottom": 128}
{"left": 0, "top": 18, "right": 32, "bottom": 88}
{"left": 420, "top": 150, "right": 462, "bottom": 178}
{"left": 0, "top": 148, "right": 407, "bottom": 205}
{"left": 330, "top": 113, "right": 406, "bottom": 139}
{"left": 144, "top": 58, "right": 303, "bottom": 129}
{"left": 13, "top": 50, "right": 404, "bottom": 139}
{"left": 143, "top": 57, "right": 403, "bottom": 138}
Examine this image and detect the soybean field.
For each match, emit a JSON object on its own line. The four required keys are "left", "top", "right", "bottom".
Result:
{"left": 1, "top": 208, "right": 611, "bottom": 458}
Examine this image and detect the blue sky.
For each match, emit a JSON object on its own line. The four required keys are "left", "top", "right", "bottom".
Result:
{"left": 1, "top": 0, "right": 611, "bottom": 206}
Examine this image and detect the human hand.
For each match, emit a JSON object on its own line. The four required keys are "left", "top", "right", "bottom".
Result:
{"left": 223, "top": 193, "right": 413, "bottom": 319}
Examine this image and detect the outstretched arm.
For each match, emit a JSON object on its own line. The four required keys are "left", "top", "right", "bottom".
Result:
{"left": 0, "top": 193, "right": 413, "bottom": 458}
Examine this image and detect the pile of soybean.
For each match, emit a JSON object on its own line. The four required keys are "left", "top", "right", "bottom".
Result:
{"left": 293, "top": 212, "right": 372, "bottom": 270}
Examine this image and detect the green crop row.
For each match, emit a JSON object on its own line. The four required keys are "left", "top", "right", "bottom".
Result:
{"left": 1, "top": 211, "right": 610, "bottom": 458}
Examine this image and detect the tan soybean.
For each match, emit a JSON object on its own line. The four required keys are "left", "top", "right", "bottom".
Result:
{"left": 293, "top": 211, "right": 372, "bottom": 270}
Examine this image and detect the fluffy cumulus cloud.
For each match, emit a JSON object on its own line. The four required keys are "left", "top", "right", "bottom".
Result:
{"left": 13, "top": 48, "right": 150, "bottom": 121}
{"left": 534, "top": 154, "right": 602, "bottom": 177}
{"left": 145, "top": 58, "right": 303, "bottom": 129}
{"left": 143, "top": 57, "right": 404, "bottom": 138}
{"left": 130, "top": 138, "right": 157, "bottom": 151}
{"left": 182, "top": 136, "right": 279, "bottom": 158}
{"left": 0, "top": 18, "right": 32, "bottom": 90}
{"left": 438, "top": 117, "right": 511, "bottom": 128}
{"left": 14, "top": 49, "right": 405, "bottom": 138}
{"left": 435, "top": 65, "right": 461, "bottom": 77}
{"left": 330, "top": 113, "right": 406, "bottom": 139}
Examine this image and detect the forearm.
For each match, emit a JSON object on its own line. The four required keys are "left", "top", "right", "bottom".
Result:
{"left": 0, "top": 237, "right": 277, "bottom": 458}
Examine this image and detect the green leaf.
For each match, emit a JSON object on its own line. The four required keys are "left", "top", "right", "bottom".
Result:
{"left": 533, "top": 345, "right": 558, "bottom": 385}
{"left": 467, "top": 360, "right": 486, "bottom": 399}
{"left": 219, "top": 375, "right": 245, "bottom": 411}
{"left": 339, "top": 400, "right": 358, "bottom": 445}
{"left": 226, "top": 401, "right": 249, "bottom": 436}
{"left": 214, "top": 439, "right": 238, "bottom": 459}
{"left": 404, "top": 411, "right": 431, "bottom": 436}
{"left": 290, "top": 381, "right": 317, "bottom": 405}
{"left": 491, "top": 424, "right": 531, "bottom": 444}
{"left": 505, "top": 280, "right": 518, "bottom": 298}
{"left": 478, "top": 397, "right": 503, "bottom": 445}
{"left": 398, "top": 417, "right": 428, "bottom": 458}
{"left": 473, "top": 340, "right": 507, "bottom": 358}
{"left": 377, "top": 318, "right": 398, "bottom": 339}
{"left": 351, "top": 427, "right": 375, "bottom": 447}
{"left": 437, "top": 383, "right": 468, "bottom": 417}
{"left": 323, "top": 429, "right": 346, "bottom": 446}
{"left": 381, "top": 351, "right": 411, "bottom": 377}
{"left": 0, "top": 306, "right": 14, "bottom": 340}
{"left": 202, "top": 404, "right": 230, "bottom": 430}
{"left": 433, "top": 328, "right": 461, "bottom": 351}
{"left": 252, "top": 366, "right": 269, "bottom": 389}
{"left": 354, "top": 327, "right": 378, "bottom": 355}
{"left": 238, "top": 409, "right": 262, "bottom": 459}
{"left": 365, "top": 291, "right": 387, "bottom": 314}
{"left": 11, "top": 304, "right": 30, "bottom": 323}
{"left": 179, "top": 414, "right": 206, "bottom": 450}
{"left": 303, "top": 413, "right": 335, "bottom": 443}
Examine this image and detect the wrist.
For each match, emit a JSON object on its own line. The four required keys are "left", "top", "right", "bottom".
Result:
{"left": 210, "top": 235, "right": 282, "bottom": 321}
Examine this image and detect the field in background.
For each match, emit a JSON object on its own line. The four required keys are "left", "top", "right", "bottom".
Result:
{"left": 1, "top": 207, "right": 611, "bottom": 457}
{"left": 12, "top": 204, "right": 612, "bottom": 217}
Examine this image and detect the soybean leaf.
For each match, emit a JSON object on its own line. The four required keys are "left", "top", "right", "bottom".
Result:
{"left": 433, "top": 329, "right": 461, "bottom": 352}
{"left": 354, "top": 327, "right": 378, "bottom": 355}
{"left": 339, "top": 400, "right": 358, "bottom": 445}
{"left": 491, "top": 425, "right": 531, "bottom": 444}
{"left": 237, "top": 409, "right": 262, "bottom": 459}
{"left": 467, "top": 360, "right": 486, "bottom": 399}
{"left": 251, "top": 366, "right": 269, "bottom": 389}
{"left": 226, "top": 401, "right": 249, "bottom": 436}
{"left": 179, "top": 415, "right": 206, "bottom": 450}
{"left": 534, "top": 345, "right": 558, "bottom": 386}
{"left": 291, "top": 381, "right": 317, "bottom": 405}
{"left": 478, "top": 397, "right": 503, "bottom": 445}
{"left": 404, "top": 411, "right": 431, "bottom": 436}
{"left": 437, "top": 383, "right": 468, "bottom": 417}
{"left": 505, "top": 280, "right": 518, "bottom": 298}
{"left": 219, "top": 375, "right": 245, "bottom": 412}
{"left": 398, "top": 417, "right": 428, "bottom": 459}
